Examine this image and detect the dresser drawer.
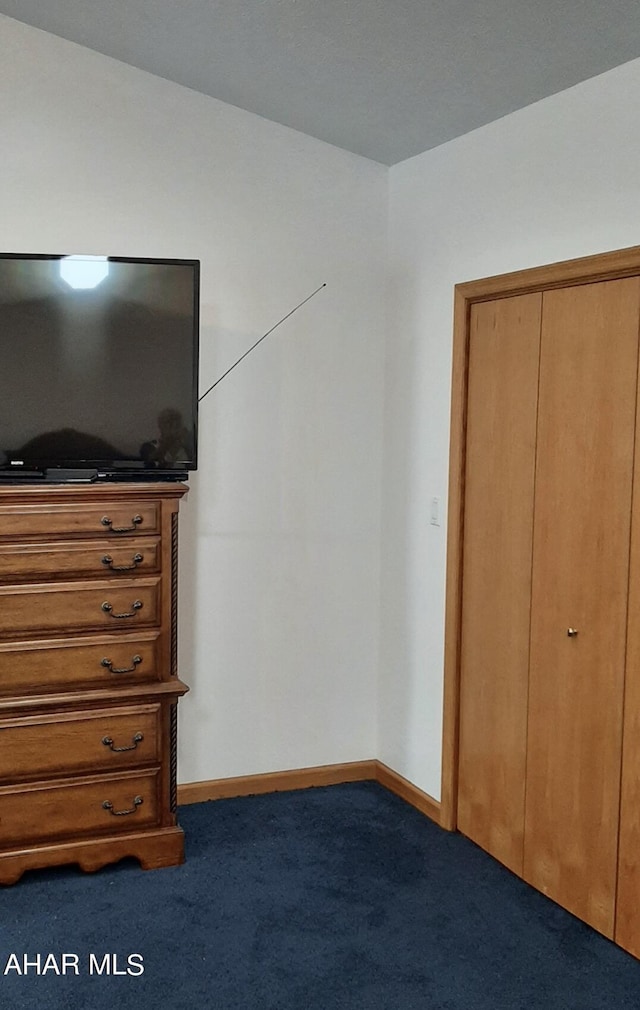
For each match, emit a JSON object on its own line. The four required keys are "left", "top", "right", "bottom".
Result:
{"left": 0, "top": 704, "right": 160, "bottom": 782}
{"left": 0, "top": 502, "right": 159, "bottom": 540}
{"left": 0, "top": 769, "right": 160, "bottom": 848}
{"left": 0, "top": 633, "right": 161, "bottom": 694}
{"left": 0, "top": 538, "right": 161, "bottom": 582}
{"left": 0, "top": 578, "right": 160, "bottom": 636}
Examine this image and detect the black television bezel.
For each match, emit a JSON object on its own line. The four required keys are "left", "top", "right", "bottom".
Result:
{"left": 0, "top": 252, "right": 200, "bottom": 481}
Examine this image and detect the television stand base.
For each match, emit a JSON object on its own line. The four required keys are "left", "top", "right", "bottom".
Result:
{"left": 0, "top": 469, "right": 99, "bottom": 484}
{"left": 98, "top": 469, "right": 189, "bottom": 483}
{"left": 44, "top": 468, "right": 98, "bottom": 483}
{"left": 0, "top": 470, "right": 46, "bottom": 484}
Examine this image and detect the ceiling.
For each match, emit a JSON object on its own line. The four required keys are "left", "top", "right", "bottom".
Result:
{"left": 2, "top": 0, "right": 640, "bottom": 165}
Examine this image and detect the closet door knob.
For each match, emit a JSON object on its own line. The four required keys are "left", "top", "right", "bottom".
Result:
{"left": 567, "top": 628, "right": 579, "bottom": 637}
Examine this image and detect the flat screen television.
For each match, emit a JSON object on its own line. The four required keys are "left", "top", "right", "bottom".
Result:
{"left": 0, "top": 253, "right": 199, "bottom": 482}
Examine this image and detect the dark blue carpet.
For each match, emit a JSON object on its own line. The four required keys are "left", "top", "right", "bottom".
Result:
{"left": 2, "top": 781, "right": 640, "bottom": 1008}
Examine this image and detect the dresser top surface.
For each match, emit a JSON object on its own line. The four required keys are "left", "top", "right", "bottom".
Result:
{"left": 0, "top": 483, "right": 189, "bottom": 506}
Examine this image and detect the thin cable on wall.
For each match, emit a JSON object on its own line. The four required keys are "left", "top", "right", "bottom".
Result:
{"left": 198, "top": 283, "right": 327, "bottom": 403}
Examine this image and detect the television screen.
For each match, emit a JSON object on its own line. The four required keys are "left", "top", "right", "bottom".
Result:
{"left": 0, "top": 254, "right": 199, "bottom": 479}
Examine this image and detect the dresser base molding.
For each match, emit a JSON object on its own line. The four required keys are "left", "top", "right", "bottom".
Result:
{"left": 0, "top": 827, "right": 185, "bottom": 885}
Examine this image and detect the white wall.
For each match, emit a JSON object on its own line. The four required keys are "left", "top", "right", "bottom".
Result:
{"left": 382, "top": 56, "right": 640, "bottom": 798}
{"left": 0, "top": 15, "right": 388, "bottom": 783}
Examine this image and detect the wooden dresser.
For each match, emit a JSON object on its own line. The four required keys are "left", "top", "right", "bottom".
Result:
{"left": 0, "top": 482, "right": 188, "bottom": 884}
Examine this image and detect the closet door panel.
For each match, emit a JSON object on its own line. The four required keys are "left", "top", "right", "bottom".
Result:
{"left": 616, "top": 373, "right": 640, "bottom": 957}
{"left": 524, "top": 278, "right": 640, "bottom": 937}
{"left": 457, "top": 293, "right": 542, "bottom": 874}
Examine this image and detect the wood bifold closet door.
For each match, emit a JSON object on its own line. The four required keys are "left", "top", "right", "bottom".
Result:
{"left": 458, "top": 276, "right": 640, "bottom": 946}
{"left": 457, "top": 292, "right": 541, "bottom": 876}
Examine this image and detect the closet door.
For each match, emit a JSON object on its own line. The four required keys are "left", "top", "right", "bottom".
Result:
{"left": 523, "top": 278, "right": 640, "bottom": 938}
{"left": 457, "top": 293, "right": 542, "bottom": 874}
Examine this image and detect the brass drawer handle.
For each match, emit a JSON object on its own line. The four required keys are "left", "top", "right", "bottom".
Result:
{"left": 102, "top": 795, "right": 143, "bottom": 816}
{"left": 101, "top": 514, "right": 143, "bottom": 534}
{"left": 101, "top": 655, "right": 142, "bottom": 674}
{"left": 101, "top": 553, "right": 144, "bottom": 572}
{"left": 102, "top": 732, "right": 144, "bottom": 753}
{"left": 101, "top": 600, "right": 143, "bottom": 619}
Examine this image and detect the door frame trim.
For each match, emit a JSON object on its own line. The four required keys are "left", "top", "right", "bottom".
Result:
{"left": 441, "top": 243, "right": 640, "bottom": 831}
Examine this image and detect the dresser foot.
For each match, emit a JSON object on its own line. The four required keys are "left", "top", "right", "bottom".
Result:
{"left": 0, "top": 827, "right": 185, "bottom": 884}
